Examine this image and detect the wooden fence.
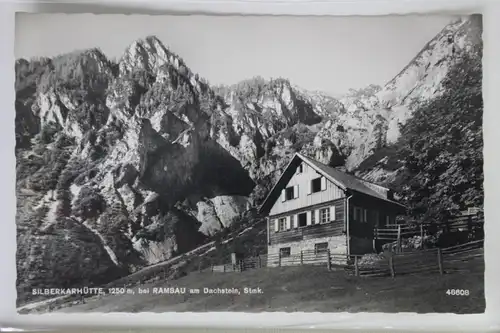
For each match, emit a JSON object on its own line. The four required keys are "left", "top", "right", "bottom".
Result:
{"left": 210, "top": 239, "right": 484, "bottom": 278}
{"left": 373, "top": 214, "right": 484, "bottom": 253}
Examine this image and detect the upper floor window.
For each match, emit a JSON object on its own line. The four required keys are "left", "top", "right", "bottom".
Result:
{"left": 296, "top": 163, "right": 304, "bottom": 174}
{"left": 282, "top": 185, "right": 298, "bottom": 201}
{"left": 310, "top": 176, "right": 326, "bottom": 194}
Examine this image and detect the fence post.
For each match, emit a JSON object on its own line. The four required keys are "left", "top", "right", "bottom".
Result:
{"left": 223, "top": 264, "right": 226, "bottom": 273}
{"left": 437, "top": 248, "right": 444, "bottom": 275}
{"left": 420, "top": 224, "right": 424, "bottom": 244}
{"left": 389, "top": 256, "right": 395, "bottom": 278}
{"left": 300, "top": 250, "right": 303, "bottom": 265}
{"left": 211, "top": 265, "right": 214, "bottom": 272}
{"left": 258, "top": 255, "right": 262, "bottom": 268}
{"left": 278, "top": 252, "right": 281, "bottom": 267}
{"left": 397, "top": 225, "right": 401, "bottom": 253}
{"left": 327, "top": 249, "right": 332, "bottom": 271}
{"left": 354, "top": 256, "right": 359, "bottom": 277}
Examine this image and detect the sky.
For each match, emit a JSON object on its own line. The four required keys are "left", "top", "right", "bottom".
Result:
{"left": 15, "top": 13, "right": 455, "bottom": 95}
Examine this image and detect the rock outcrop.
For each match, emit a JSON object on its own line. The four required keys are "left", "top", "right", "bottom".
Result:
{"left": 14, "top": 15, "right": 482, "bottom": 305}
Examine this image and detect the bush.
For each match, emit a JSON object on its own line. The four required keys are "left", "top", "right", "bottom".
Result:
{"left": 39, "top": 123, "right": 59, "bottom": 144}
{"left": 73, "top": 186, "right": 106, "bottom": 219}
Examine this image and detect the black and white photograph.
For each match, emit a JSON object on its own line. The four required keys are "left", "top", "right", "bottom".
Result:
{"left": 14, "top": 12, "right": 484, "bottom": 314}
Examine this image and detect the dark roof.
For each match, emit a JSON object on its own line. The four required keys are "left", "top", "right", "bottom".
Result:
{"left": 259, "top": 152, "right": 406, "bottom": 214}
{"left": 299, "top": 154, "right": 389, "bottom": 201}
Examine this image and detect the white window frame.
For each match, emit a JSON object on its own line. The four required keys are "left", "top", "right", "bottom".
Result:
{"left": 278, "top": 218, "right": 286, "bottom": 231}
{"left": 320, "top": 207, "right": 330, "bottom": 224}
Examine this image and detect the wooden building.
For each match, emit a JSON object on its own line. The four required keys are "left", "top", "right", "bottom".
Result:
{"left": 259, "top": 153, "right": 406, "bottom": 266}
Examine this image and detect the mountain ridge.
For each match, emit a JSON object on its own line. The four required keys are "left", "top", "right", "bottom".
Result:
{"left": 14, "top": 14, "right": 483, "bottom": 306}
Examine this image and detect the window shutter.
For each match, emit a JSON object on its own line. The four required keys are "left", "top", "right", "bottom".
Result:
{"left": 281, "top": 189, "right": 286, "bottom": 202}
{"left": 293, "top": 215, "right": 298, "bottom": 228}
{"left": 363, "top": 209, "right": 367, "bottom": 223}
{"left": 315, "top": 210, "right": 320, "bottom": 224}
{"left": 286, "top": 216, "right": 291, "bottom": 230}
{"left": 294, "top": 185, "right": 299, "bottom": 199}
{"left": 330, "top": 206, "right": 336, "bottom": 222}
{"left": 274, "top": 219, "right": 279, "bottom": 232}
{"left": 321, "top": 177, "right": 327, "bottom": 190}
{"left": 353, "top": 207, "right": 357, "bottom": 221}
{"left": 306, "top": 211, "right": 312, "bottom": 225}
{"left": 307, "top": 180, "right": 312, "bottom": 195}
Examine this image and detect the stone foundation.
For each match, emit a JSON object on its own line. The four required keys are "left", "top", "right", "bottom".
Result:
{"left": 267, "top": 235, "right": 347, "bottom": 267}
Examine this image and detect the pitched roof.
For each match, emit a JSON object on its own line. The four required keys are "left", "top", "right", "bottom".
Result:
{"left": 259, "top": 152, "right": 406, "bottom": 214}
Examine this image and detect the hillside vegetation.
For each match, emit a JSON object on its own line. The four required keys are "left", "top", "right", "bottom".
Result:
{"left": 14, "top": 16, "right": 483, "bottom": 306}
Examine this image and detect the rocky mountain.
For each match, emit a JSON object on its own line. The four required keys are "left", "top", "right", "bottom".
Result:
{"left": 15, "top": 14, "right": 482, "bottom": 305}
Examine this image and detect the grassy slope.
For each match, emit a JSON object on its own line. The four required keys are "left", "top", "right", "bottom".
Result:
{"left": 55, "top": 265, "right": 484, "bottom": 314}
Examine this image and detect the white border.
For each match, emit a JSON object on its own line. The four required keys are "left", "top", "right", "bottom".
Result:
{"left": 1, "top": 0, "right": 499, "bottom": 331}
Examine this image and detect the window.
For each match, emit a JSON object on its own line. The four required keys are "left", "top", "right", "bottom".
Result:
{"left": 278, "top": 218, "right": 286, "bottom": 231}
{"left": 296, "top": 164, "right": 303, "bottom": 174}
{"left": 353, "top": 207, "right": 366, "bottom": 222}
{"left": 320, "top": 208, "right": 330, "bottom": 224}
{"left": 298, "top": 213, "right": 307, "bottom": 227}
{"left": 311, "top": 177, "right": 322, "bottom": 193}
{"left": 314, "top": 242, "right": 329, "bottom": 254}
{"left": 311, "top": 210, "right": 316, "bottom": 225}
{"left": 283, "top": 185, "right": 298, "bottom": 201}
{"left": 280, "top": 247, "right": 291, "bottom": 257}
{"left": 373, "top": 210, "right": 380, "bottom": 227}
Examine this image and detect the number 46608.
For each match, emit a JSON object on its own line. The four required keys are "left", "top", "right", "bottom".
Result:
{"left": 446, "top": 289, "right": 470, "bottom": 296}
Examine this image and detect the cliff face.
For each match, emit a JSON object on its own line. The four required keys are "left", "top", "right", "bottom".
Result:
{"left": 15, "top": 15, "right": 482, "bottom": 305}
